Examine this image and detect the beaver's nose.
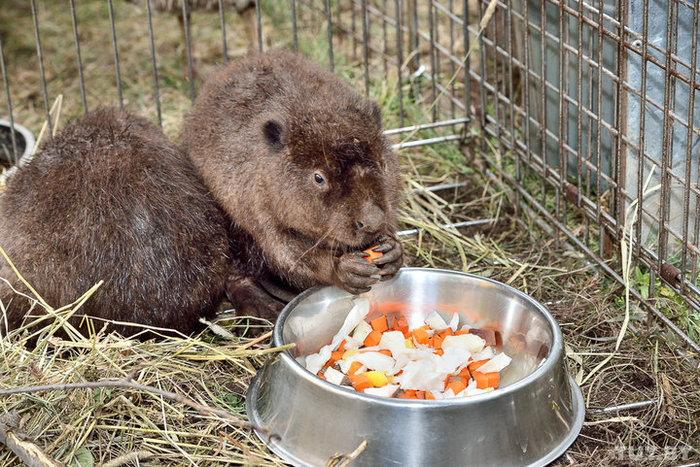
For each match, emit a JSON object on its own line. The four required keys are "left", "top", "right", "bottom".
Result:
{"left": 355, "top": 203, "right": 384, "bottom": 234}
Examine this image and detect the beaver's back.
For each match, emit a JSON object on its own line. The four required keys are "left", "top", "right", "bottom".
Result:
{"left": 0, "top": 108, "right": 230, "bottom": 336}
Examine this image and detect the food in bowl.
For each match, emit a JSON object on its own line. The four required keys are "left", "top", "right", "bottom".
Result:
{"left": 303, "top": 297, "right": 512, "bottom": 399}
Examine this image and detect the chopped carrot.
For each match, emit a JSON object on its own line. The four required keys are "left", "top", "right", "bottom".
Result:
{"left": 317, "top": 372, "right": 326, "bottom": 380}
{"left": 411, "top": 325, "right": 431, "bottom": 345}
{"left": 431, "top": 333, "right": 445, "bottom": 350}
{"left": 363, "top": 329, "right": 383, "bottom": 347}
{"left": 473, "top": 371, "right": 499, "bottom": 389}
{"left": 467, "top": 359, "right": 489, "bottom": 373}
{"left": 457, "top": 367, "right": 471, "bottom": 379}
{"left": 415, "top": 390, "right": 426, "bottom": 399}
{"left": 326, "top": 350, "right": 344, "bottom": 366}
{"left": 393, "top": 316, "right": 409, "bottom": 336}
{"left": 434, "top": 348, "right": 444, "bottom": 356}
{"left": 349, "top": 372, "right": 372, "bottom": 391}
{"left": 347, "top": 361, "right": 363, "bottom": 376}
{"left": 445, "top": 377, "right": 468, "bottom": 394}
{"left": 439, "top": 328, "right": 454, "bottom": 338}
{"left": 397, "top": 391, "right": 414, "bottom": 399}
{"left": 454, "top": 329, "right": 471, "bottom": 336}
{"left": 378, "top": 349, "right": 392, "bottom": 357}
{"left": 336, "top": 339, "right": 346, "bottom": 352}
{"left": 425, "top": 392, "right": 436, "bottom": 400}
{"left": 370, "top": 315, "right": 389, "bottom": 332}
{"left": 363, "top": 246, "right": 383, "bottom": 263}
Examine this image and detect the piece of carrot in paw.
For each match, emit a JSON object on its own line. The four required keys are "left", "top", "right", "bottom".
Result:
{"left": 363, "top": 246, "right": 383, "bottom": 263}
{"left": 370, "top": 315, "right": 389, "bottom": 332}
{"left": 364, "top": 329, "right": 383, "bottom": 347}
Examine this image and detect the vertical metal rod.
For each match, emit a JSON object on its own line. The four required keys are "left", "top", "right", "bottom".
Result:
{"left": 0, "top": 37, "right": 18, "bottom": 162}
{"left": 635, "top": 1, "right": 650, "bottom": 270}
{"left": 107, "top": 0, "right": 124, "bottom": 110}
{"left": 326, "top": 0, "right": 334, "bottom": 72}
{"left": 428, "top": 0, "right": 438, "bottom": 122}
{"left": 291, "top": 0, "right": 298, "bottom": 53}
{"left": 576, "top": 0, "right": 586, "bottom": 244}
{"left": 218, "top": 0, "right": 228, "bottom": 63}
{"left": 361, "top": 0, "right": 370, "bottom": 98}
{"left": 538, "top": 0, "right": 547, "bottom": 202}
{"left": 521, "top": 0, "right": 532, "bottom": 174}
{"left": 146, "top": 0, "right": 162, "bottom": 127}
{"left": 382, "top": 0, "right": 388, "bottom": 76}
{"left": 30, "top": 0, "right": 53, "bottom": 137}
{"left": 351, "top": 0, "right": 357, "bottom": 60}
{"left": 594, "top": 0, "right": 604, "bottom": 258}
{"left": 448, "top": 0, "right": 456, "bottom": 119}
{"left": 255, "top": 0, "right": 263, "bottom": 52}
{"left": 679, "top": 0, "right": 698, "bottom": 294}
{"left": 180, "top": 0, "right": 195, "bottom": 103}
{"left": 556, "top": 0, "right": 566, "bottom": 237}
{"left": 69, "top": 0, "right": 88, "bottom": 115}
{"left": 394, "top": 0, "right": 404, "bottom": 127}
{"left": 462, "top": 0, "right": 470, "bottom": 128}
{"left": 657, "top": 0, "right": 677, "bottom": 284}
{"left": 505, "top": 0, "right": 516, "bottom": 177}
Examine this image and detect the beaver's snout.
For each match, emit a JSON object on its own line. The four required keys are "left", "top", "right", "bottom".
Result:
{"left": 355, "top": 202, "right": 385, "bottom": 236}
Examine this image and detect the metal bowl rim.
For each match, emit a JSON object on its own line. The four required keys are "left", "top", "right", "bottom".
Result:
{"left": 0, "top": 119, "right": 35, "bottom": 161}
{"left": 272, "top": 267, "right": 564, "bottom": 406}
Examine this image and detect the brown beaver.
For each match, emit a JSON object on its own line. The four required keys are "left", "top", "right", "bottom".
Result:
{"left": 182, "top": 49, "right": 403, "bottom": 319}
{"left": 0, "top": 50, "right": 402, "bottom": 337}
{"left": 0, "top": 108, "right": 231, "bottom": 337}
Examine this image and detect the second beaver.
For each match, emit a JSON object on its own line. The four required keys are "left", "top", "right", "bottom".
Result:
{"left": 183, "top": 49, "right": 403, "bottom": 319}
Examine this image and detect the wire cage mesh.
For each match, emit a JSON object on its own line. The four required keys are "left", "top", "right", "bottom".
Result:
{"left": 0, "top": 0, "right": 698, "bottom": 373}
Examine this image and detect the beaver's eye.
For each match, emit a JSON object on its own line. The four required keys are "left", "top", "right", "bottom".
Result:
{"left": 314, "top": 172, "right": 326, "bottom": 186}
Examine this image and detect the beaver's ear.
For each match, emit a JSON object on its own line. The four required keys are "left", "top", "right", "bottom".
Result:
{"left": 367, "top": 100, "right": 383, "bottom": 128}
{"left": 263, "top": 119, "right": 285, "bottom": 151}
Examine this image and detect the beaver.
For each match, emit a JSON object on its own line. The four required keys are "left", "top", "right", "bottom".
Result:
{"left": 0, "top": 108, "right": 231, "bottom": 337}
{"left": 182, "top": 49, "right": 403, "bottom": 319}
{"left": 0, "top": 50, "right": 402, "bottom": 336}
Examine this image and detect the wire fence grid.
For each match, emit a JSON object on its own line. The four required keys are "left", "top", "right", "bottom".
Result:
{"left": 0, "top": 0, "right": 699, "bottom": 353}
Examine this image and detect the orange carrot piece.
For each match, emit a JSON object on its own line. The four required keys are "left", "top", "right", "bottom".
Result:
{"left": 350, "top": 373, "right": 372, "bottom": 391}
{"left": 486, "top": 371, "right": 500, "bottom": 388}
{"left": 439, "top": 328, "right": 454, "bottom": 338}
{"left": 473, "top": 371, "right": 488, "bottom": 389}
{"left": 434, "top": 348, "right": 444, "bottom": 356}
{"left": 467, "top": 359, "right": 489, "bottom": 373}
{"left": 411, "top": 326, "right": 431, "bottom": 345}
{"left": 397, "top": 391, "right": 415, "bottom": 399}
{"left": 347, "top": 361, "right": 363, "bottom": 376}
{"left": 378, "top": 349, "right": 392, "bottom": 357}
{"left": 415, "top": 390, "right": 426, "bottom": 399}
{"left": 364, "top": 329, "right": 383, "bottom": 347}
{"left": 363, "top": 246, "right": 383, "bottom": 263}
{"left": 370, "top": 315, "right": 389, "bottom": 332}
{"left": 456, "top": 367, "right": 471, "bottom": 379}
{"left": 425, "top": 391, "right": 436, "bottom": 400}
{"left": 327, "top": 350, "right": 344, "bottom": 366}
{"left": 454, "top": 329, "right": 471, "bottom": 336}
{"left": 432, "top": 334, "right": 445, "bottom": 350}
{"left": 317, "top": 372, "right": 326, "bottom": 380}
{"left": 445, "top": 377, "right": 468, "bottom": 394}
{"left": 336, "top": 339, "right": 346, "bottom": 352}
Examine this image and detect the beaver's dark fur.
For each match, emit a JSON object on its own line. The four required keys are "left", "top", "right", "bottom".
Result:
{"left": 0, "top": 50, "right": 403, "bottom": 336}
{"left": 183, "top": 49, "right": 403, "bottom": 318}
{"left": 0, "top": 108, "right": 230, "bottom": 336}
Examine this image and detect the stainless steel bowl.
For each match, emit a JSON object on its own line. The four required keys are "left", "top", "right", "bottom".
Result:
{"left": 247, "top": 268, "right": 584, "bottom": 466}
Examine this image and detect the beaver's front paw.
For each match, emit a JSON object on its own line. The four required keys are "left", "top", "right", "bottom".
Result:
{"left": 369, "top": 236, "right": 404, "bottom": 281}
{"left": 335, "top": 251, "right": 381, "bottom": 295}
{"left": 225, "top": 275, "right": 285, "bottom": 323}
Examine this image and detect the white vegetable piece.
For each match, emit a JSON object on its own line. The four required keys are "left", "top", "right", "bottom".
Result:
{"left": 424, "top": 310, "right": 449, "bottom": 331}
{"left": 351, "top": 319, "right": 372, "bottom": 344}
{"left": 323, "top": 366, "right": 346, "bottom": 386}
{"left": 471, "top": 346, "right": 495, "bottom": 361}
{"left": 378, "top": 330, "right": 408, "bottom": 355}
{"left": 396, "top": 359, "right": 445, "bottom": 392}
{"left": 304, "top": 297, "right": 370, "bottom": 375}
{"left": 475, "top": 352, "right": 512, "bottom": 373}
{"left": 364, "top": 384, "right": 399, "bottom": 398}
{"left": 448, "top": 312, "right": 460, "bottom": 332}
{"left": 442, "top": 334, "right": 486, "bottom": 353}
{"left": 351, "top": 351, "right": 395, "bottom": 372}
{"left": 435, "top": 346, "right": 471, "bottom": 374}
